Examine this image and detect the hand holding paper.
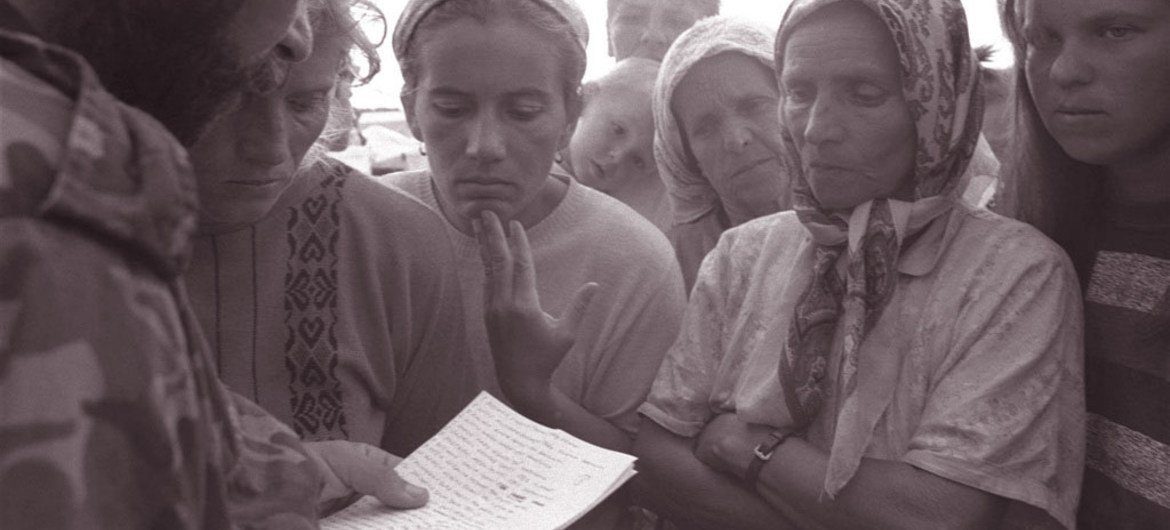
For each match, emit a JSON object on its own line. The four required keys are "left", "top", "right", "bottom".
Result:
{"left": 305, "top": 440, "right": 428, "bottom": 515}
{"left": 322, "top": 392, "right": 637, "bottom": 530}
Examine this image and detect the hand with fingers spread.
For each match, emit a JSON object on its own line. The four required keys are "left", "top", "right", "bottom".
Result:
{"left": 304, "top": 440, "right": 428, "bottom": 516}
{"left": 472, "top": 210, "right": 599, "bottom": 410}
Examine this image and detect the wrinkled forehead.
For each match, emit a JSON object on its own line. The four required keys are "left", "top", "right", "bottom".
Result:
{"left": 679, "top": 51, "right": 772, "bottom": 96}
{"left": 609, "top": 0, "right": 717, "bottom": 17}
{"left": 286, "top": 29, "right": 349, "bottom": 88}
{"left": 223, "top": 0, "right": 306, "bottom": 60}
{"left": 776, "top": 0, "right": 910, "bottom": 89}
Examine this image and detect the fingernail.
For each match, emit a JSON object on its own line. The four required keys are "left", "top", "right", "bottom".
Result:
{"left": 406, "top": 483, "right": 427, "bottom": 499}
{"left": 472, "top": 219, "right": 482, "bottom": 235}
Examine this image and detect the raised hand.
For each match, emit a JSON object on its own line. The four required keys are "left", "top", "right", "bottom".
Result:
{"left": 472, "top": 210, "right": 598, "bottom": 407}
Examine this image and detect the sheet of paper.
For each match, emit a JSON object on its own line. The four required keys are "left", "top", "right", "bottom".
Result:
{"left": 323, "top": 392, "right": 636, "bottom": 530}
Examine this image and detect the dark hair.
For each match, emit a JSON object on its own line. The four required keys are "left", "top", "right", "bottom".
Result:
{"left": 45, "top": 0, "right": 257, "bottom": 145}
{"left": 398, "top": 0, "right": 586, "bottom": 111}
{"left": 996, "top": 0, "right": 1105, "bottom": 282}
{"left": 311, "top": 0, "right": 384, "bottom": 84}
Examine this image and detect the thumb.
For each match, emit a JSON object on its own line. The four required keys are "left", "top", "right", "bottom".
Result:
{"left": 313, "top": 441, "right": 429, "bottom": 509}
{"left": 561, "top": 282, "right": 598, "bottom": 335}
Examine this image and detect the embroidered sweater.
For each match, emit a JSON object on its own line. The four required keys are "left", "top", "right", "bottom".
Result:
{"left": 186, "top": 159, "right": 476, "bottom": 456}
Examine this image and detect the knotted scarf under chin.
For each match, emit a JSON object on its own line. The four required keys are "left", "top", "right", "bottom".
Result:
{"left": 781, "top": 195, "right": 951, "bottom": 496}
{"left": 773, "top": 0, "right": 984, "bottom": 496}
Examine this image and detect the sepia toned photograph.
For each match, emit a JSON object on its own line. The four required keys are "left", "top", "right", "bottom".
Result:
{"left": 1, "top": 0, "right": 1167, "bottom": 528}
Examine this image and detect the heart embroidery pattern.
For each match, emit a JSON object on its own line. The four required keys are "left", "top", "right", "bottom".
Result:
{"left": 284, "top": 164, "right": 348, "bottom": 440}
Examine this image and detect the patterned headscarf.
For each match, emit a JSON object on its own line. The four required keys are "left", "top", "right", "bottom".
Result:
{"left": 653, "top": 16, "right": 785, "bottom": 289}
{"left": 392, "top": 0, "right": 589, "bottom": 64}
{"left": 773, "top": 0, "right": 983, "bottom": 496}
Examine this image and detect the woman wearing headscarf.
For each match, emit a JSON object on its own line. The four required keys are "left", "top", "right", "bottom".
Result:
{"left": 632, "top": 0, "right": 1085, "bottom": 528}
{"left": 654, "top": 16, "right": 793, "bottom": 293}
{"left": 384, "top": 0, "right": 685, "bottom": 465}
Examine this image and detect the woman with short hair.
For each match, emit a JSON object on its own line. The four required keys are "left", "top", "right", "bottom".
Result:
{"left": 386, "top": 0, "right": 686, "bottom": 459}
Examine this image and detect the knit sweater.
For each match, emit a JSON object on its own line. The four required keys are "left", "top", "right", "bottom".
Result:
{"left": 185, "top": 159, "right": 476, "bottom": 456}
{"left": 385, "top": 170, "right": 687, "bottom": 436}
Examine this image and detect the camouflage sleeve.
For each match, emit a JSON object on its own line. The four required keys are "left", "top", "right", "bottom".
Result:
{"left": 0, "top": 221, "right": 219, "bottom": 529}
{"left": 220, "top": 389, "right": 323, "bottom": 529}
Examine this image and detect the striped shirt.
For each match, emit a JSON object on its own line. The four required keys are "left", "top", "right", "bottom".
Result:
{"left": 1078, "top": 202, "right": 1170, "bottom": 530}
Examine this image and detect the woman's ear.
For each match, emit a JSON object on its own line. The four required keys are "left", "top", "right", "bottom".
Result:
{"left": 401, "top": 91, "right": 424, "bottom": 141}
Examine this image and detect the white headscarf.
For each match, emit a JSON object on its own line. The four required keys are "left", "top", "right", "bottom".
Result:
{"left": 653, "top": 16, "right": 788, "bottom": 290}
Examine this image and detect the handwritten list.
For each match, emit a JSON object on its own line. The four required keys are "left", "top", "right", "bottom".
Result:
{"left": 323, "top": 392, "right": 636, "bottom": 530}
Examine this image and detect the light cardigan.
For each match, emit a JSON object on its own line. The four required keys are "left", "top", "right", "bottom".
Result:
{"left": 185, "top": 159, "right": 477, "bottom": 456}
{"left": 385, "top": 170, "right": 687, "bottom": 436}
{"left": 641, "top": 205, "right": 1085, "bottom": 528}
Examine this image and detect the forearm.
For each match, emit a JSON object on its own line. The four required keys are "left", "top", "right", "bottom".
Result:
{"left": 506, "top": 383, "right": 632, "bottom": 452}
{"left": 754, "top": 439, "right": 1006, "bottom": 529}
{"left": 631, "top": 420, "right": 797, "bottom": 530}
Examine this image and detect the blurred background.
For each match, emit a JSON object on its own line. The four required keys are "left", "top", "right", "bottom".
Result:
{"left": 337, "top": 0, "right": 1011, "bottom": 175}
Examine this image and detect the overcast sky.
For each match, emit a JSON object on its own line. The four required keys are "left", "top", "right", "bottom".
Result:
{"left": 353, "top": 0, "right": 1010, "bottom": 110}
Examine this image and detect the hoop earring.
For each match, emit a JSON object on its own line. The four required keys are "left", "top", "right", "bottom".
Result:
{"left": 418, "top": 142, "right": 427, "bottom": 156}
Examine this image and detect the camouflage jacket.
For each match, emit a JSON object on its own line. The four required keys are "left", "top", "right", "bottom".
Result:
{"left": 0, "top": 22, "right": 322, "bottom": 529}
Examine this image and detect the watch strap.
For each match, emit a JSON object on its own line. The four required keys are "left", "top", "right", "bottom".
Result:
{"left": 744, "top": 428, "right": 798, "bottom": 485}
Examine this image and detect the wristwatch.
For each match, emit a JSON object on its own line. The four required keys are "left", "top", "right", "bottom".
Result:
{"left": 744, "top": 428, "right": 800, "bottom": 485}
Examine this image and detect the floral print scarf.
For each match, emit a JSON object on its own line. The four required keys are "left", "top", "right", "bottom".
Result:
{"left": 773, "top": 0, "right": 984, "bottom": 496}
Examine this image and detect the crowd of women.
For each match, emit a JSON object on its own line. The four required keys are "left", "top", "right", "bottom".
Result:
{"left": 2, "top": 0, "right": 1166, "bottom": 528}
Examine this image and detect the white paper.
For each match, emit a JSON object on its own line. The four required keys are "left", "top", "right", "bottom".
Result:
{"left": 323, "top": 392, "right": 637, "bottom": 530}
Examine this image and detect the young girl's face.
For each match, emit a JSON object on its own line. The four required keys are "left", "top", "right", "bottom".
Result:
{"left": 569, "top": 86, "right": 658, "bottom": 194}
{"left": 1022, "top": 0, "right": 1170, "bottom": 168}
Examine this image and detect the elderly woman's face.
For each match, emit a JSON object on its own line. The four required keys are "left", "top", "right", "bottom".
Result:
{"left": 780, "top": 2, "right": 916, "bottom": 212}
{"left": 189, "top": 30, "right": 347, "bottom": 233}
{"left": 672, "top": 53, "right": 787, "bottom": 224}
{"left": 405, "top": 18, "right": 574, "bottom": 231}
{"left": 1022, "top": 0, "right": 1170, "bottom": 168}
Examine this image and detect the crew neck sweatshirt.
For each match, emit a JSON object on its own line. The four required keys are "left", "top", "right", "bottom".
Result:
{"left": 385, "top": 170, "right": 687, "bottom": 436}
